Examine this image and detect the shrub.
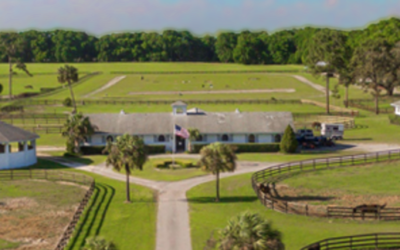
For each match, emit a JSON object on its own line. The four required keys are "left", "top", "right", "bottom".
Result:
{"left": 155, "top": 159, "right": 196, "bottom": 169}
{"left": 40, "top": 87, "right": 58, "bottom": 93}
{"left": 311, "top": 121, "right": 321, "bottom": 130}
{"left": 63, "top": 97, "right": 72, "bottom": 107}
{"left": 192, "top": 143, "right": 280, "bottom": 153}
{"left": 0, "top": 105, "right": 23, "bottom": 113}
{"left": 280, "top": 125, "right": 298, "bottom": 153}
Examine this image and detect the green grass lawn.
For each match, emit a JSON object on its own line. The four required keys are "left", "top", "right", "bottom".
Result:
{"left": 187, "top": 172, "right": 400, "bottom": 250}
{"left": 23, "top": 102, "right": 326, "bottom": 115}
{"left": 36, "top": 133, "right": 66, "bottom": 147}
{"left": 0, "top": 239, "right": 20, "bottom": 249}
{"left": 115, "top": 158, "right": 208, "bottom": 182}
{"left": 0, "top": 74, "right": 62, "bottom": 96}
{"left": 29, "top": 158, "right": 157, "bottom": 250}
{"left": 237, "top": 149, "right": 366, "bottom": 162}
{"left": 46, "top": 151, "right": 107, "bottom": 166}
{"left": 0, "top": 63, "right": 304, "bottom": 74}
{"left": 281, "top": 161, "right": 400, "bottom": 206}
{"left": 92, "top": 74, "right": 322, "bottom": 100}
{"left": 0, "top": 173, "right": 87, "bottom": 249}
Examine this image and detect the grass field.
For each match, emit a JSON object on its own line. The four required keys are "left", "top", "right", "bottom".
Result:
{"left": 30, "top": 158, "right": 157, "bottom": 250}
{"left": 0, "top": 63, "right": 304, "bottom": 74}
{"left": 187, "top": 172, "right": 400, "bottom": 250}
{"left": 92, "top": 74, "right": 322, "bottom": 100}
{"left": 0, "top": 177, "right": 87, "bottom": 250}
{"left": 0, "top": 74, "right": 61, "bottom": 96}
{"left": 23, "top": 102, "right": 327, "bottom": 115}
{"left": 281, "top": 161, "right": 400, "bottom": 206}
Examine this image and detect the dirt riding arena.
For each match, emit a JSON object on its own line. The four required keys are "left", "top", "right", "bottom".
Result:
{"left": 0, "top": 180, "right": 88, "bottom": 250}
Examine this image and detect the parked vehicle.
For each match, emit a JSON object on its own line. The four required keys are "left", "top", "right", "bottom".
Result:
{"left": 297, "top": 129, "right": 315, "bottom": 140}
{"left": 321, "top": 123, "right": 344, "bottom": 140}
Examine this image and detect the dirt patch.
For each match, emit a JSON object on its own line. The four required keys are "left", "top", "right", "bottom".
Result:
{"left": 271, "top": 184, "right": 400, "bottom": 207}
{"left": 0, "top": 197, "right": 38, "bottom": 213}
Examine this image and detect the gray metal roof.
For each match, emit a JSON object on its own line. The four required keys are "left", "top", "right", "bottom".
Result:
{"left": 86, "top": 111, "right": 294, "bottom": 135}
{"left": 0, "top": 122, "right": 39, "bottom": 143}
{"left": 171, "top": 101, "right": 187, "bottom": 106}
{"left": 391, "top": 101, "right": 400, "bottom": 107}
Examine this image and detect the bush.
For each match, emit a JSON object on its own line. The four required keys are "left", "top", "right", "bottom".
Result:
{"left": 311, "top": 121, "right": 321, "bottom": 130}
{"left": 80, "top": 145, "right": 165, "bottom": 155}
{"left": 0, "top": 105, "right": 23, "bottom": 113}
{"left": 192, "top": 143, "right": 280, "bottom": 154}
{"left": 40, "top": 87, "right": 58, "bottom": 93}
{"left": 280, "top": 125, "right": 298, "bottom": 153}
{"left": 155, "top": 159, "right": 196, "bottom": 169}
{"left": 63, "top": 97, "right": 72, "bottom": 107}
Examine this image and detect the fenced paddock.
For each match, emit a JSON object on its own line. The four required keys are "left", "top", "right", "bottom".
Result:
{"left": 300, "top": 233, "right": 400, "bottom": 250}
{"left": 0, "top": 169, "right": 95, "bottom": 250}
{"left": 347, "top": 99, "right": 395, "bottom": 114}
{"left": 252, "top": 149, "right": 400, "bottom": 221}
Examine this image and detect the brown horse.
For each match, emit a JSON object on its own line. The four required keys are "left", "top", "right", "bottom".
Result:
{"left": 258, "top": 183, "right": 271, "bottom": 195}
{"left": 352, "top": 203, "right": 387, "bottom": 218}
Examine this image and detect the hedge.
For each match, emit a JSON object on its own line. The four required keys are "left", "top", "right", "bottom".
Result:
{"left": 192, "top": 143, "right": 280, "bottom": 153}
{"left": 155, "top": 159, "right": 196, "bottom": 169}
{"left": 80, "top": 145, "right": 165, "bottom": 155}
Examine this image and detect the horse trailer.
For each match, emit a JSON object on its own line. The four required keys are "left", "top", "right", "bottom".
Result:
{"left": 321, "top": 123, "right": 344, "bottom": 140}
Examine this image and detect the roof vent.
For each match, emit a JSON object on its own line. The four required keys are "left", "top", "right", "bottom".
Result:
{"left": 235, "top": 108, "right": 240, "bottom": 114}
{"left": 120, "top": 110, "right": 126, "bottom": 115}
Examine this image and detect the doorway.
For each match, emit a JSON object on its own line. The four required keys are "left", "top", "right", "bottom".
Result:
{"left": 175, "top": 136, "right": 186, "bottom": 152}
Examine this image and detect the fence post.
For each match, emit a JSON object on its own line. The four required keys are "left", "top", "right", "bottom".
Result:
{"left": 30, "top": 169, "right": 32, "bottom": 179}
{"left": 285, "top": 202, "right": 288, "bottom": 213}
{"left": 327, "top": 207, "right": 329, "bottom": 218}
{"left": 352, "top": 155, "right": 354, "bottom": 165}
{"left": 11, "top": 169, "right": 13, "bottom": 180}
{"left": 300, "top": 161, "right": 303, "bottom": 171}
{"left": 306, "top": 204, "right": 308, "bottom": 216}
{"left": 313, "top": 159, "right": 316, "bottom": 170}
{"left": 376, "top": 152, "right": 379, "bottom": 162}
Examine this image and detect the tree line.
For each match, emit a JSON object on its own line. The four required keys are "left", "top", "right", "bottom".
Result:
{"left": 1, "top": 17, "right": 400, "bottom": 64}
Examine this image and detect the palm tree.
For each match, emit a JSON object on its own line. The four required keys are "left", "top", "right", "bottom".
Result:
{"left": 104, "top": 134, "right": 148, "bottom": 203}
{"left": 188, "top": 128, "right": 200, "bottom": 153}
{"left": 82, "top": 236, "right": 117, "bottom": 250}
{"left": 58, "top": 65, "right": 79, "bottom": 113}
{"left": 0, "top": 32, "right": 32, "bottom": 99}
{"left": 198, "top": 142, "right": 236, "bottom": 202}
{"left": 62, "top": 113, "right": 96, "bottom": 155}
{"left": 216, "top": 211, "right": 284, "bottom": 250}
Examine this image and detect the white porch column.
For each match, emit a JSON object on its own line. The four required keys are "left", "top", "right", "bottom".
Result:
{"left": 23, "top": 141, "right": 28, "bottom": 165}
{"left": 5, "top": 142, "right": 9, "bottom": 169}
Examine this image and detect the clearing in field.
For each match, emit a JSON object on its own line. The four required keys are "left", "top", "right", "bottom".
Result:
{"left": 0, "top": 179, "right": 88, "bottom": 250}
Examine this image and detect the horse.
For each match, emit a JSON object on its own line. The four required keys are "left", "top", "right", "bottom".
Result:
{"left": 257, "top": 183, "right": 271, "bottom": 195}
{"left": 352, "top": 203, "right": 387, "bottom": 218}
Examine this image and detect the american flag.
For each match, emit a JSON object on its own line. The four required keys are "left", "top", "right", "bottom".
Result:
{"left": 174, "top": 125, "right": 189, "bottom": 139}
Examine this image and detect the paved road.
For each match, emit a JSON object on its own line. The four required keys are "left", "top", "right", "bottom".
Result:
{"left": 45, "top": 157, "right": 274, "bottom": 250}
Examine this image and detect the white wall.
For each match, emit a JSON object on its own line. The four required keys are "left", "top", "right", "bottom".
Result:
{"left": 0, "top": 141, "right": 37, "bottom": 170}
{"left": 258, "top": 134, "right": 274, "bottom": 143}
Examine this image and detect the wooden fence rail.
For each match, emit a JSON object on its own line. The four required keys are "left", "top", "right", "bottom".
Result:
{"left": 109, "top": 69, "right": 302, "bottom": 74}
{"left": 347, "top": 100, "right": 394, "bottom": 114}
{"left": 251, "top": 148, "right": 400, "bottom": 220}
{"left": 0, "top": 169, "right": 95, "bottom": 250}
{"left": 300, "top": 232, "right": 400, "bottom": 250}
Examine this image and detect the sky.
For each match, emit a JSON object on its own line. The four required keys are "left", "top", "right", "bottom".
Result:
{"left": 0, "top": 0, "right": 399, "bottom": 36}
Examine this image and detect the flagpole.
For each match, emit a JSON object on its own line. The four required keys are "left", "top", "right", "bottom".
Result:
{"left": 172, "top": 124, "right": 175, "bottom": 165}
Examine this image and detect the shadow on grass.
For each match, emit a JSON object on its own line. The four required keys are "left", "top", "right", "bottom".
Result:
{"left": 343, "top": 138, "right": 373, "bottom": 141}
{"left": 187, "top": 196, "right": 258, "bottom": 203}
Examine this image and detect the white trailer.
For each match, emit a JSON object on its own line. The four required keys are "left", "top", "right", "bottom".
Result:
{"left": 321, "top": 123, "right": 344, "bottom": 140}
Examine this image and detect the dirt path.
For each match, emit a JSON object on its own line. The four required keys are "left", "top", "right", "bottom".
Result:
{"left": 292, "top": 75, "right": 332, "bottom": 95}
{"left": 128, "top": 88, "right": 295, "bottom": 95}
{"left": 83, "top": 75, "right": 126, "bottom": 98}
{"left": 43, "top": 156, "right": 274, "bottom": 250}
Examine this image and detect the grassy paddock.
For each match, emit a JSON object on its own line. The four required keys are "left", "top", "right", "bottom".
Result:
{"left": 29, "top": 159, "right": 157, "bottom": 250}
{"left": 92, "top": 74, "right": 321, "bottom": 99}
{"left": 187, "top": 173, "right": 400, "bottom": 250}
{"left": 0, "top": 63, "right": 304, "bottom": 74}
{"left": 23, "top": 102, "right": 326, "bottom": 115}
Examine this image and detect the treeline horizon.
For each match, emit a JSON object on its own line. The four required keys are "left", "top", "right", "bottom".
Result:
{"left": 1, "top": 17, "right": 400, "bottom": 65}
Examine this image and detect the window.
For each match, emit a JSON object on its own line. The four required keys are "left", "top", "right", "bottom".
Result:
{"left": 158, "top": 135, "right": 165, "bottom": 142}
{"left": 106, "top": 136, "right": 114, "bottom": 142}
{"left": 221, "top": 134, "right": 229, "bottom": 142}
{"left": 196, "top": 135, "right": 203, "bottom": 142}
{"left": 28, "top": 140, "right": 34, "bottom": 150}
{"left": 18, "top": 142, "right": 25, "bottom": 152}
{"left": 248, "top": 134, "right": 255, "bottom": 143}
{"left": 0, "top": 144, "right": 4, "bottom": 154}
{"left": 274, "top": 134, "right": 282, "bottom": 143}
{"left": 83, "top": 136, "right": 88, "bottom": 143}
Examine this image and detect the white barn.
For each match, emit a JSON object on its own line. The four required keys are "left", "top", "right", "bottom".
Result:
{"left": 84, "top": 101, "right": 295, "bottom": 152}
{"left": 0, "top": 122, "right": 39, "bottom": 169}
